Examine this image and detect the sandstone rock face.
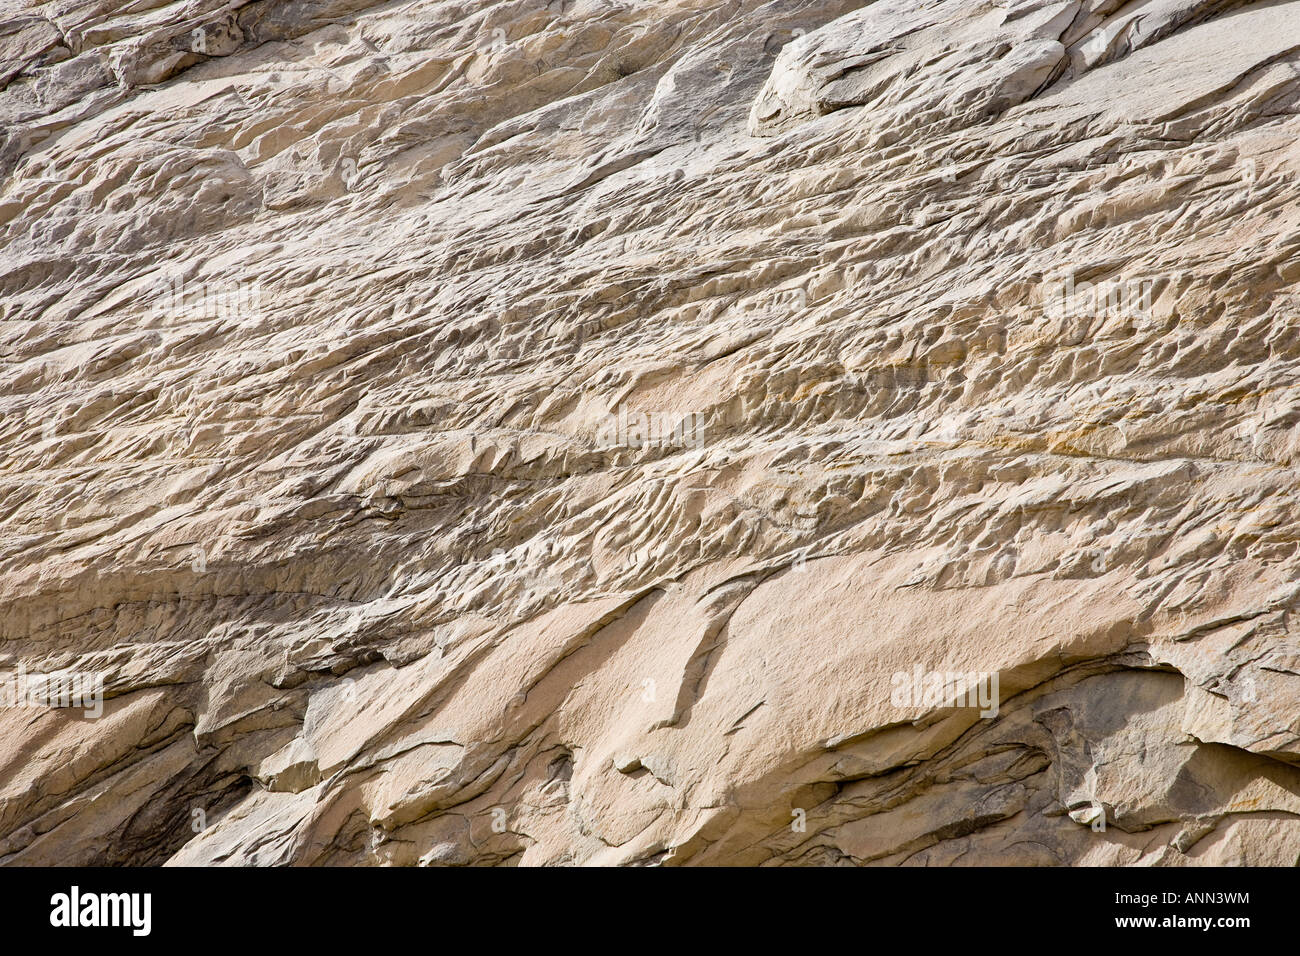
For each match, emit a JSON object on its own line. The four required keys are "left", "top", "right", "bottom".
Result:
{"left": 2, "top": 0, "right": 1300, "bottom": 867}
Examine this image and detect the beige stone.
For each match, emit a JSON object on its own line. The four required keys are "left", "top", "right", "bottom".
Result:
{"left": 1, "top": 0, "right": 1299, "bottom": 865}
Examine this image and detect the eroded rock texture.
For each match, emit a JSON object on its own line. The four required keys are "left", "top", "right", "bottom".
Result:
{"left": 2, "top": 0, "right": 1300, "bottom": 866}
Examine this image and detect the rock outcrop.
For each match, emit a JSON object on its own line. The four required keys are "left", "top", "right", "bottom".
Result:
{"left": 2, "top": 0, "right": 1300, "bottom": 866}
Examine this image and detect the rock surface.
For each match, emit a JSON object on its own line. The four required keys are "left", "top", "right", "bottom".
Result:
{"left": 2, "top": 0, "right": 1300, "bottom": 866}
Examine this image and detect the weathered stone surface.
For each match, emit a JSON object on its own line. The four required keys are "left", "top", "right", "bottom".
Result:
{"left": 2, "top": 0, "right": 1300, "bottom": 866}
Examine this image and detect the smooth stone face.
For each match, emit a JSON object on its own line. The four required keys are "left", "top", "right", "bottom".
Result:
{"left": 1, "top": 0, "right": 1300, "bottom": 866}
